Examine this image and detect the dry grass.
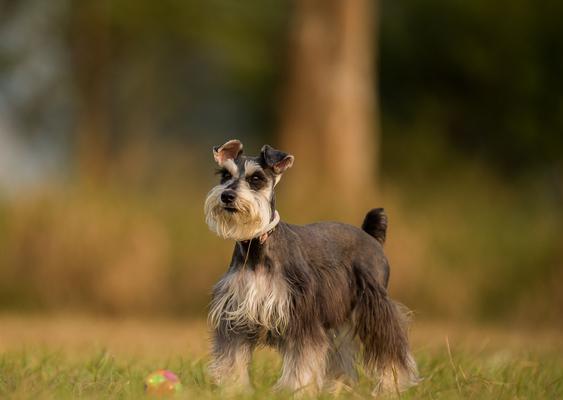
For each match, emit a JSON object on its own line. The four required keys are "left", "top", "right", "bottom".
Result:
{"left": 0, "top": 172, "right": 561, "bottom": 323}
{"left": 0, "top": 314, "right": 561, "bottom": 399}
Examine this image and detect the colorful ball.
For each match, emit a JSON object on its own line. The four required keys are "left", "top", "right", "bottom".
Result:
{"left": 144, "top": 370, "right": 183, "bottom": 396}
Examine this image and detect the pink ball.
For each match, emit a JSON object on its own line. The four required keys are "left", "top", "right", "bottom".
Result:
{"left": 144, "top": 369, "right": 183, "bottom": 396}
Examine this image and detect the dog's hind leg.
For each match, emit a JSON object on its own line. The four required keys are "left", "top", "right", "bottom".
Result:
{"left": 354, "top": 266, "right": 419, "bottom": 394}
{"left": 373, "top": 351, "right": 419, "bottom": 395}
{"left": 326, "top": 324, "right": 359, "bottom": 383}
{"left": 209, "top": 332, "right": 254, "bottom": 390}
{"left": 275, "top": 329, "right": 329, "bottom": 395}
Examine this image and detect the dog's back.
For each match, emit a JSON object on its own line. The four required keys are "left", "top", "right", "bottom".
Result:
{"left": 277, "top": 208, "right": 390, "bottom": 289}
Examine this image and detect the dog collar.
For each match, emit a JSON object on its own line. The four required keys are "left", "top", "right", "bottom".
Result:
{"left": 258, "top": 210, "right": 280, "bottom": 244}
{"left": 240, "top": 210, "right": 280, "bottom": 245}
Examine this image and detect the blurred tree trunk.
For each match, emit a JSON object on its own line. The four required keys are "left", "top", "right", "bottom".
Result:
{"left": 68, "top": 0, "right": 112, "bottom": 184}
{"left": 279, "top": 0, "right": 379, "bottom": 217}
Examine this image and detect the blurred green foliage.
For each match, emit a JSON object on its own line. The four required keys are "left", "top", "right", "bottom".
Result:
{"left": 104, "top": 0, "right": 288, "bottom": 139}
{"left": 3, "top": 0, "right": 562, "bottom": 174}
{"left": 380, "top": 0, "right": 563, "bottom": 174}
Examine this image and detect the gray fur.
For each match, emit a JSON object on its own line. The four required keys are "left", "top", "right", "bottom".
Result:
{"left": 206, "top": 141, "right": 418, "bottom": 394}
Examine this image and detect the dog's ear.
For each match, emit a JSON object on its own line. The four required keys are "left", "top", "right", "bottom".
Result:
{"left": 260, "top": 145, "right": 294, "bottom": 174}
{"left": 213, "top": 139, "right": 243, "bottom": 165}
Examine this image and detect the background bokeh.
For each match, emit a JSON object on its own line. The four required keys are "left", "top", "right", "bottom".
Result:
{"left": 0, "top": 0, "right": 561, "bottom": 326}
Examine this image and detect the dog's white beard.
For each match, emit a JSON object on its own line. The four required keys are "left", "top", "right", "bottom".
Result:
{"left": 204, "top": 185, "right": 272, "bottom": 241}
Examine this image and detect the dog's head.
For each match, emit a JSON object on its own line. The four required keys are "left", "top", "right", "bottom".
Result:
{"left": 204, "top": 139, "right": 294, "bottom": 241}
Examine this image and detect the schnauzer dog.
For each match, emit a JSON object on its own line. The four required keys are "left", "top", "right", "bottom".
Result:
{"left": 205, "top": 139, "right": 418, "bottom": 395}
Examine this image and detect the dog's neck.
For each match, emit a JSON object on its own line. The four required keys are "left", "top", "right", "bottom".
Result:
{"left": 233, "top": 188, "right": 280, "bottom": 263}
{"left": 238, "top": 210, "right": 280, "bottom": 247}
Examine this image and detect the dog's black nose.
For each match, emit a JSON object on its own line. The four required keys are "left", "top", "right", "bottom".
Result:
{"left": 221, "top": 190, "right": 236, "bottom": 204}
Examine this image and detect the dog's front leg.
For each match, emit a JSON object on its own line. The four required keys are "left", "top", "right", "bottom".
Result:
{"left": 275, "top": 332, "right": 329, "bottom": 395}
{"left": 209, "top": 331, "right": 254, "bottom": 390}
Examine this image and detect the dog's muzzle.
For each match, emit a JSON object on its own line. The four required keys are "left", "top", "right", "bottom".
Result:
{"left": 220, "top": 190, "right": 238, "bottom": 213}
{"left": 221, "top": 190, "right": 236, "bottom": 204}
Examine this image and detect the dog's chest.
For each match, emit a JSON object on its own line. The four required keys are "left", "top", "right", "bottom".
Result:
{"left": 210, "top": 267, "right": 290, "bottom": 334}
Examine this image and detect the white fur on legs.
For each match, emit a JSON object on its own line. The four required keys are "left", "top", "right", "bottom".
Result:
{"left": 209, "top": 340, "right": 253, "bottom": 389}
{"left": 275, "top": 337, "right": 329, "bottom": 395}
{"left": 372, "top": 352, "right": 420, "bottom": 396}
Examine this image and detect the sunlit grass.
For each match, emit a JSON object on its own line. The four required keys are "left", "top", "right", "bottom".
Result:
{"left": 0, "top": 343, "right": 561, "bottom": 399}
{"left": 0, "top": 316, "right": 561, "bottom": 399}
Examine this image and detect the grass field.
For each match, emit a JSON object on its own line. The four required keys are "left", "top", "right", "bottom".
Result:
{"left": 0, "top": 315, "right": 561, "bottom": 399}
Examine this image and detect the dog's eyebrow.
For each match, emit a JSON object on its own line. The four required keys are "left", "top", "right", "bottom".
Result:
{"left": 244, "top": 160, "right": 263, "bottom": 176}
{"left": 222, "top": 159, "right": 239, "bottom": 178}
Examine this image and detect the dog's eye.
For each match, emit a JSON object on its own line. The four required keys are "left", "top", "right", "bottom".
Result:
{"left": 247, "top": 173, "right": 265, "bottom": 189}
{"left": 247, "top": 174, "right": 264, "bottom": 184}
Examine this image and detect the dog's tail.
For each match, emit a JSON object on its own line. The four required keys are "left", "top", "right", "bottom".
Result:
{"left": 354, "top": 266, "right": 418, "bottom": 392}
{"left": 361, "top": 208, "right": 387, "bottom": 245}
